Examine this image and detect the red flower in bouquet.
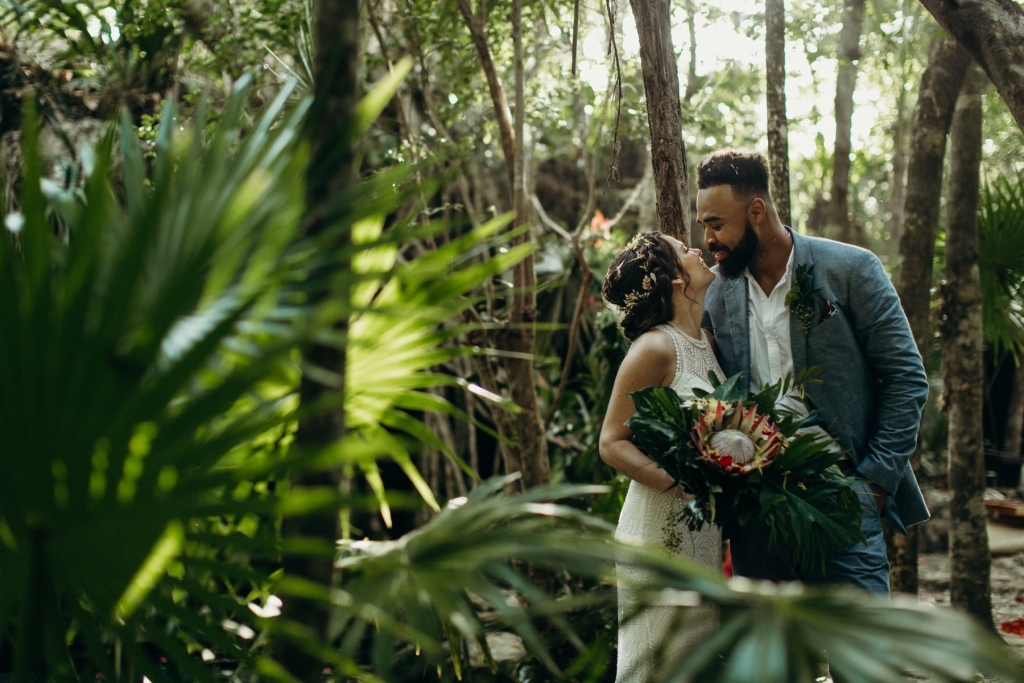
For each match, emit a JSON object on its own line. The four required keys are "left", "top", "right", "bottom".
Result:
{"left": 627, "top": 369, "right": 866, "bottom": 570}
{"left": 691, "top": 398, "right": 786, "bottom": 475}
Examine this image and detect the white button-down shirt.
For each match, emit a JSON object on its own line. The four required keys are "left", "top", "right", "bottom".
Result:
{"left": 745, "top": 243, "right": 805, "bottom": 415}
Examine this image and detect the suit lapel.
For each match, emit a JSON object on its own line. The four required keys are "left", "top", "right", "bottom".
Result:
{"left": 789, "top": 230, "right": 814, "bottom": 375}
{"left": 722, "top": 276, "right": 751, "bottom": 389}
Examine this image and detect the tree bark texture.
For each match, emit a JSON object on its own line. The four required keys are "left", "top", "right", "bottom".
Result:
{"left": 765, "top": 0, "right": 790, "bottom": 227}
{"left": 888, "top": 81, "right": 911, "bottom": 243}
{"left": 918, "top": 0, "right": 1024, "bottom": 135}
{"left": 943, "top": 62, "right": 993, "bottom": 629}
{"left": 628, "top": 0, "right": 689, "bottom": 243}
{"left": 506, "top": 0, "right": 549, "bottom": 490}
{"left": 827, "top": 0, "right": 865, "bottom": 244}
{"left": 277, "top": 0, "right": 359, "bottom": 676}
{"left": 895, "top": 38, "right": 970, "bottom": 352}
{"left": 887, "top": 0, "right": 915, "bottom": 245}
{"left": 887, "top": 37, "right": 969, "bottom": 597}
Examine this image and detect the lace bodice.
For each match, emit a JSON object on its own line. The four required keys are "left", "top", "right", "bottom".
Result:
{"left": 614, "top": 323, "right": 724, "bottom": 682}
{"left": 658, "top": 323, "right": 722, "bottom": 399}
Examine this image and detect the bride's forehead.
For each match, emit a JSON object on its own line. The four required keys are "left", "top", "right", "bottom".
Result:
{"left": 671, "top": 240, "right": 692, "bottom": 258}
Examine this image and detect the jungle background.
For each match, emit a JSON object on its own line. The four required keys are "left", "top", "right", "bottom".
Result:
{"left": 3, "top": 0, "right": 1024, "bottom": 680}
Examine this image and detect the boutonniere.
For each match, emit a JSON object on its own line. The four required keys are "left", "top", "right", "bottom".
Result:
{"left": 785, "top": 264, "right": 817, "bottom": 333}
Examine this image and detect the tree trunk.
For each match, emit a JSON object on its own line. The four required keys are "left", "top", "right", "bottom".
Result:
{"left": 888, "top": 36, "right": 970, "bottom": 597}
{"left": 888, "top": 0, "right": 915, "bottom": 245}
{"left": 683, "top": 0, "right": 699, "bottom": 103}
{"left": 455, "top": 0, "right": 515, "bottom": 192}
{"left": 628, "top": 0, "right": 689, "bottom": 243}
{"left": 999, "top": 362, "right": 1024, "bottom": 491}
{"left": 765, "top": 0, "right": 790, "bottom": 227}
{"left": 918, "top": 0, "right": 1024, "bottom": 135}
{"left": 456, "top": 0, "right": 547, "bottom": 490}
{"left": 276, "top": 0, "right": 359, "bottom": 677}
{"left": 887, "top": 82, "right": 911, "bottom": 244}
{"left": 506, "top": 0, "right": 549, "bottom": 490}
{"left": 943, "top": 62, "right": 993, "bottom": 629}
{"left": 827, "top": 0, "right": 865, "bottom": 244}
{"left": 1005, "top": 363, "right": 1024, "bottom": 491}
{"left": 895, "top": 38, "right": 969, "bottom": 352}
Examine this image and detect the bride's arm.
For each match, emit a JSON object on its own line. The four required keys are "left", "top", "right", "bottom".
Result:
{"left": 598, "top": 332, "right": 688, "bottom": 498}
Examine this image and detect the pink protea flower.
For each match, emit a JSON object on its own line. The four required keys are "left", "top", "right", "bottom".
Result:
{"left": 691, "top": 398, "right": 786, "bottom": 475}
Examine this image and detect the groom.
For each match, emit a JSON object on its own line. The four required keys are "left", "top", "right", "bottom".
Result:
{"left": 696, "top": 148, "right": 929, "bottom": 594}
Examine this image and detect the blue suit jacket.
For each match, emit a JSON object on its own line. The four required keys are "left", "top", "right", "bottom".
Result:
{"left": 702, "top": 230, "right": 930, "bottom": 530}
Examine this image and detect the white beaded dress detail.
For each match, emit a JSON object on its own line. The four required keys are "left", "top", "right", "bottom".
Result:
{"left": 614, "top": 324, "right": 724, "bottom": 683}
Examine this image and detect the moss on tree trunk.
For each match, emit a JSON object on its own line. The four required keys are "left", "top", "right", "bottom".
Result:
{"left": 942, "top": 62, "right": 994, "bottom": 629}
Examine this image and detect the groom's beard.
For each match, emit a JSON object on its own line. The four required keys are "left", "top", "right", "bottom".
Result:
{"left": 712, "top": 222, "right": 759, "bottom": 279}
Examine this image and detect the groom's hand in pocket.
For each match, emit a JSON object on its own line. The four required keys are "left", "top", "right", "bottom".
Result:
{"left": 866, "top": 481, "right": 887, "bottom": 514}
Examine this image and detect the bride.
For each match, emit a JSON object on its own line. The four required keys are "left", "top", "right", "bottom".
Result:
{"left": 599, "top": 231, "right": 724, "bottom": 683}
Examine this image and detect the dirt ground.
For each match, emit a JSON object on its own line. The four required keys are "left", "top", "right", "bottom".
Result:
{"left": 919, "top": 546, "right": 1024, "bottom": 670}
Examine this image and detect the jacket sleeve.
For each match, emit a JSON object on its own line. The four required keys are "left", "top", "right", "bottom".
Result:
{"left": 847, "top": 251, "right": 930, "bottom": 495}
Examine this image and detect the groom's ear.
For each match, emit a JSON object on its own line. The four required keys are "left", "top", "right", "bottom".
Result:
{"left": 748, "top": 197, "right": 767, "bottom": 225}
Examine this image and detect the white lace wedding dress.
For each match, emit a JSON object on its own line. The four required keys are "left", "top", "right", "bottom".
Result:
{"left": 614, "top": 323, "right": 724, "bottom": 683}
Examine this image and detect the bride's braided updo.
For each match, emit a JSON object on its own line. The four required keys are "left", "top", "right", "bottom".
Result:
{"left": 603, "top": 231, "right": 690, "bottom": 341}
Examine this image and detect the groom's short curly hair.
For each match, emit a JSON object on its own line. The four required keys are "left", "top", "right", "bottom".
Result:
{"left": 696, "top": 148, "right": 773, "bottom": 203}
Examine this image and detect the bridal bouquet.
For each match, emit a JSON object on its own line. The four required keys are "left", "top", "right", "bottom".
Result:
{"left": 626, "top": 371, "right": 865, "bottom": 571}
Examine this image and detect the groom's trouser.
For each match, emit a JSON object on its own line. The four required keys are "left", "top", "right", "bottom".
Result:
{"left": 726, "top": 478, "right": 890, "bottom": 595}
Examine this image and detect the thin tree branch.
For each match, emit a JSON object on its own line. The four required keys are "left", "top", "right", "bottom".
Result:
{"left": 683, "top": 0, "right": 699, "bottom": 102}
{"left": 531, "top": 194, "right": 573, "bottom": 241}
{"left": 546, "top": 255, "right": 593, "bottom": 428}
{"left": 571, "top": 0, "right": 581, "bottom": 75}
{"left": 604, "top": 0, "right": 624, "bottom": 188}
{"left": 455, "top": 0, "right": 516, "bottom": 191}
{"left": 366, "top": 0, "right": 412, "bottom": 140}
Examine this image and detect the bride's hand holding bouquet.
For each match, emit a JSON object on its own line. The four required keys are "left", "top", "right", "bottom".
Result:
{"left": 627, "top": 369, "right": 866, "bottom": 572}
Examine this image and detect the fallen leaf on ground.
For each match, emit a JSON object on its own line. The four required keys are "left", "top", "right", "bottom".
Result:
{"left": 999, "top": 618, "right": 1024, "bottom": 636}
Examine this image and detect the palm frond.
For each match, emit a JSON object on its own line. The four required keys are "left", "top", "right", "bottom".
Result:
{"left": 0, "top": 81, "right": 330, "bottom": 680}
{"left": 583, "top": 536, "right": 1021, "bottom": 683}
{"left": 979, "top": 173, "right": 1024, "bottom": 358}
{"left": 322, "top": 475, "right": 1022, "bottom": 683}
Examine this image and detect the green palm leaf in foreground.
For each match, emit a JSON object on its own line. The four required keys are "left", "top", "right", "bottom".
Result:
{"left": 660, "top": 574, "right": 1022, "bottom": 683}
{"left": 313, "top": 473, "right": 1021, "bottom": 683}
{"left": 0, "top": 83, "right": 320, "bottom": 680}
{"left": 0, "top": 72, "right": 523, "bottom": 679}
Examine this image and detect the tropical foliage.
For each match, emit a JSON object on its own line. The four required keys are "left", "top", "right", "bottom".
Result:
{"left": 2, "top": 0, "right": 1024, "bottom": 679}
{"left": 0, "top": 77, "right": 1018, "bottom": 682}
{"left": 0, "top": 80, "right": 314, "bottom": 679}
{"left": 0, "top": 71, "right": 536, "bottom": 679}
{"left": 978, "top": 172, "right": 1024, "bottom": 358}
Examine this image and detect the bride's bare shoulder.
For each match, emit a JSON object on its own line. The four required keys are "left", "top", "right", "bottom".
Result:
{"left": 616, "top": 327, "right": 676, "bottom": 388}
{"left": 626, "top": 327, "right": 675, "bottom": 364}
